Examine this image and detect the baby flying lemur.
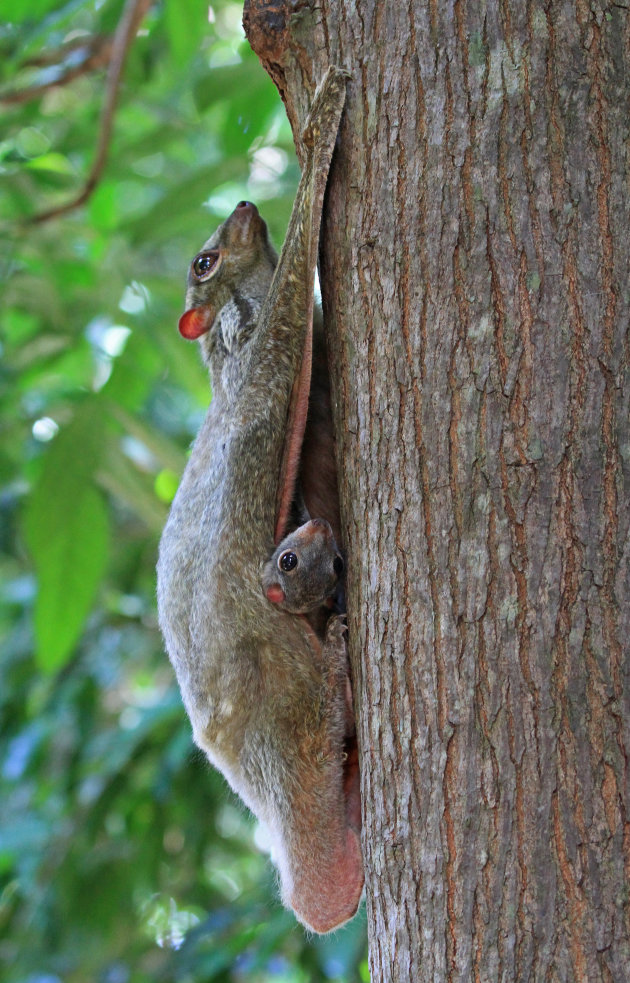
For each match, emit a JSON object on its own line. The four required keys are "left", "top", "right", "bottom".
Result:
{"left": 262, "top": 518, "right": 344, "bottom": 613}
{"left": 157, "top": 68, "right": 363, "bottom": 933}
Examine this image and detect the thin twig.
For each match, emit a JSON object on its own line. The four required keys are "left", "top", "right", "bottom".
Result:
{"left": 24, "top": 33, "right": 107, "bottom": 67}
{"left": 1, "top": 36, "right": 113, "bottom": 106}
{"left": 30, "top": 0, "right": 154, "bottom": 225}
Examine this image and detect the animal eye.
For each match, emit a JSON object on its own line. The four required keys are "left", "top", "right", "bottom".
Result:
{"left": 192, "top": 250, "right": 220, "bottom": 280}
{"left": 333, "top": 555, "right": 344, "bottom": 576}
{"left": 279, "top": 551, "right": 298, "bottom": 572}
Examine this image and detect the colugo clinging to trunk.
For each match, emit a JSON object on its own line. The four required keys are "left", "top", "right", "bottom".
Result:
{"left": 156, "top": 67, "right": 363, "bottom": 934}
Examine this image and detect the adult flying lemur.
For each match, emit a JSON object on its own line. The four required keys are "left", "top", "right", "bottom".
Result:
{"left": 157, "top": 68, "right": 362, "bottom": 933}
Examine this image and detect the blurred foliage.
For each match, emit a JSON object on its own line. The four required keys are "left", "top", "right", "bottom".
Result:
{"left": 0, "top": 1, "right": 368, "bottom": 980}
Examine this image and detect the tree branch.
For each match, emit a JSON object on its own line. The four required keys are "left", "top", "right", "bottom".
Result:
{"left": 29, "top": 0, "right": 153, "bottom": 225}
{"left": 0, "top": 36, "right": 113, "bottom": 106}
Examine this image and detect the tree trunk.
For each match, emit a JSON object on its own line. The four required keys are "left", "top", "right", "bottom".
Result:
{"left": 244, "top": 2, "right": 630, "bottom": 980}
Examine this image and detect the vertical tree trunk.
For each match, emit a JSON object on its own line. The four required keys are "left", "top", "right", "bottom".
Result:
{"left": 245, "top": 2, "right": 630, "bottom": 980}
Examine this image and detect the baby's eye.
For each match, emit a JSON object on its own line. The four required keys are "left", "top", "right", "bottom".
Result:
{"left": 279, "top": 551, "right": 298, "bottom": 572}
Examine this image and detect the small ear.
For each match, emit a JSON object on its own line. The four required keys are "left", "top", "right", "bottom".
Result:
{"left": 178, "top": 306, "right": 215, "bottom": 340}
{"left": 265, "top": 584, "right": 286, "bottom": 605}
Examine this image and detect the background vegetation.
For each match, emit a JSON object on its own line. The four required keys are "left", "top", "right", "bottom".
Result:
{"left": 0, "top": 1, "right": 368, "bottom": 979}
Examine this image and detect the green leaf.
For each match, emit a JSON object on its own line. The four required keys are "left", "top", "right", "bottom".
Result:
{"left": 25, "top": 151, "right": 75, "bottom": 175}
{"left": 164, "top": 0, "right": 206, "bottom": 64}
{"left": 123, "top": 160, "right": 250, "bottom": 245}
{"left": 96, "top": 436, "right": 167, "bottom": 532}
{"left": 3, "top": 0, "right": 73, "bottom": 26}
{"left": 24, "top": 400, "right": 110, "bottom": 672}
{"left": 89, "top": 181, "right": 120, "bottom": 232}
{"left": 109, "top": 403, "right": 187, "bottom": 473}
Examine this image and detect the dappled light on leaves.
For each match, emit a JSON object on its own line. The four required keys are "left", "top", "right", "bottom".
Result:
{"left": 0, "top": 0, "right": 366, "bottom": 980}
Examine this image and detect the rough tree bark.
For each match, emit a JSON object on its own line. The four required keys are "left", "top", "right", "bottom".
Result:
{"left": 244, "top": 2, "right": 630, "bottom": 980}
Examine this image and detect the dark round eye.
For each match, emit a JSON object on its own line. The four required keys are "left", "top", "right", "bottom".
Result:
{"left": 333, "top": 555, "right": 344, "bottom": 576}
{"left": 279, "top": 550, "right": 298, "bottom": 572}
{"left": 192, "top": 251, "right": 220, "bottom": 280}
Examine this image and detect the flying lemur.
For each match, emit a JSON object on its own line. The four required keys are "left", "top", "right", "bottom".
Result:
{"left": 156, "top": 68, "right": 363, "bottom": 933}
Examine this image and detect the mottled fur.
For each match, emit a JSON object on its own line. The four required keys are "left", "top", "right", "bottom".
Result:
{"left": 157, "top": 68, "right": 362, "bottom": 933}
